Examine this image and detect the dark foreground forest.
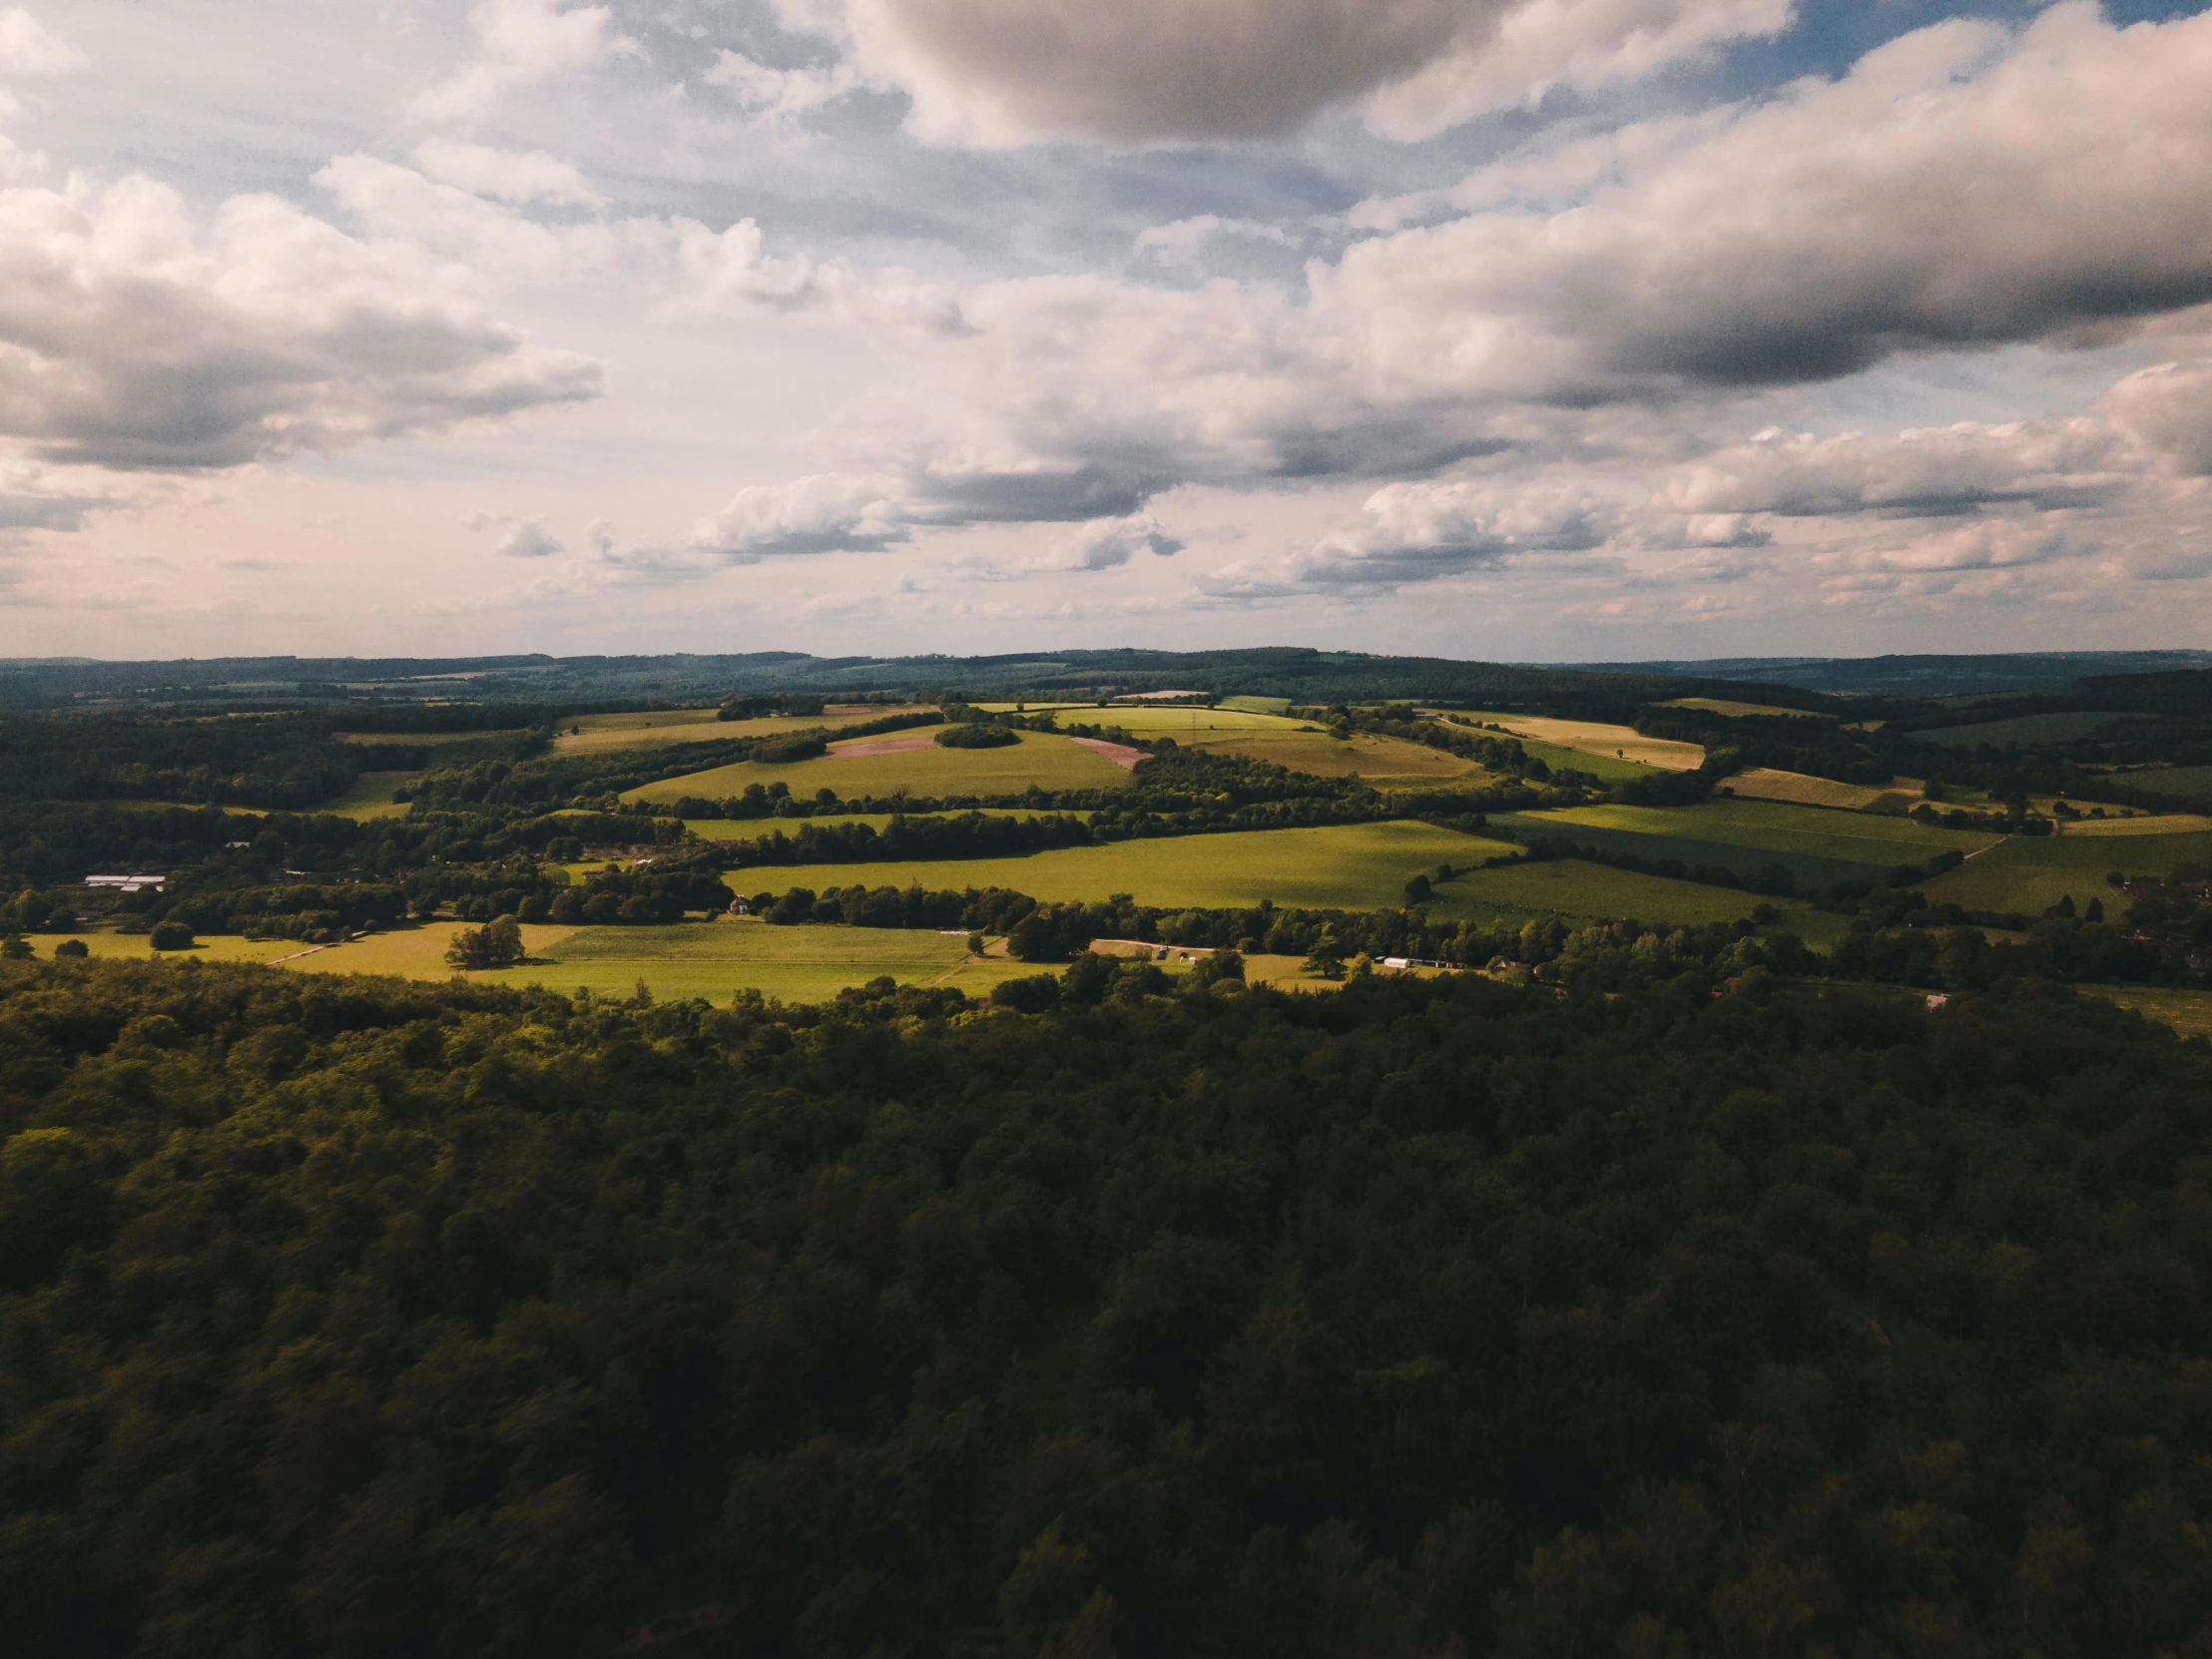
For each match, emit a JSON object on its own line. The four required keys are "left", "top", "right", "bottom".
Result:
{"left": 4, "top": 945, "right": 2212, "bottom": 1658}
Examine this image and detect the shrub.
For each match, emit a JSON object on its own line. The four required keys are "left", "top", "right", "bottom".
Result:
{"left": 148, "top": 920, "right": 196, "bottom": 951}
{"left": 753, "top": 733, "right": 829, "bottom": 764}
{"left": 51, "top": 938, "right": 88, "bottom": 958}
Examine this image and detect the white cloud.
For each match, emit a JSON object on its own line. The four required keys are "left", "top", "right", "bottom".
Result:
{"left": 0, "top": 9, "right": 83, "bottom": 76}
{"left": 704, "top": 49, "right": 875, "bottom": 132}
{"left": 410, "top": 138, "right": 600, "bottom": 207}
{"left": 1201, "top": 479, "right": 1617, "bottom": 598}
{"left": 473, "top": 514, "right": 562, "bottom": 558}
{"left": 779, "top": 0, "right": 1790, "bottom": 146}
{"left": 2099, "top": 357, "right": 2212, "bottom": 477}
{"left": 1666, "top": 419, "right": 2147, "bottom": 519}
{"left": 1033, "top": 512, "right": 1183, "bottom": 571}
{"left": 1134, "top": 215, "right": 1300, "bottom": 266}
{"left": 689, "top": 472, "right": 911, "bottom": 560}
{"left": 0, "top": 173, "right": 600, "bottom": 469}
{"left": 409, "top": 0, "right": 636, "bottom": 129}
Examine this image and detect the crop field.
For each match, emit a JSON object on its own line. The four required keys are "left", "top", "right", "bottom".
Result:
{"left": 316, "top": 771, "right": 418, "bottom": 820}
{"left": 1924, "top": 828, "right": 2212, "bottom": 914}
{"left": 2059, "top": 813, "right": 2212, "bottom": 835}
{"left": 1722, "top": 768, "right": 1919, "bottom": 813}
{"left": 2080, "top": 984, "right": 2212, "bottom": 1041}
{"left": 1664, "top": 698, "right": 1830, "bottom": 720}
{"left": 1220, "top": 696, "right": 1293, "bottom": 715}
{"left": 1452, "top": 713, "right": 1705, "bottom": 771}
{"left": 338, "top": 728, "right": 530, "bottom": 748}
{"left": 1915, "top": 711, "right": 2150, "bottom": 749}
{"left": 628, "top": 729, "right": 1134, "bottom": 805}
{"left": 1492, "top": 799, "right": 1996, "bottom": 890}
{"left": 1190, "top": 729, "right": 1484, "bottom": 785}
{"left": 1428, "top": 857, "right": 1836, "bottom": 936}
{"left": 721, "top": 821, "right": 1516, "bottom": 911}
{"left": 2108, "top": 765, "right": 2212, "bottom": 806}
{"left": 553, "top": 705, "right": 933, "bottom": 756}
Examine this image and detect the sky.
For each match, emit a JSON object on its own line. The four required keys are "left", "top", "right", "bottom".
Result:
{"left": 1, "top": 0, "right": 2210, "bottom": 664}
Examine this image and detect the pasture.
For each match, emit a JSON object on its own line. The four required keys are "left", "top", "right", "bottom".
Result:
{"left": 721, "top": 821, "right": 1517, "bottom": 911}
{"left": 682, "top": 807, "right": 1044, "bottom": 839}
{"left": 1452, "top": 713, "right": 1705, "bottom": 772}
{"left": 316, "top": 771, "right": 418, "bottom": 820}
{"left": 1429, "top": 857, "right": 1837, "bottom": 938}
{"left": 1924, "top": 828, "right": 2212, "bottom": 914}
{"left": 1722, "top": 768, "right": 1920, "bottom": 813}
{"left": 2059, "top": 813, "right": 2212, "bottom": 835}
{"left": 553, "top": 705, "right": 932, "bottom": 756}
{"left": 32, "top": 932, "right": 302, "bottom": 965}
{"left": 1664, "top": 698, "right": 1830, "bottom": 720}
{"left": 2108, "top": 765, "right": 2212, "bottom": 806}
{"left": 2080, "top": 984, "right": 2212, "bottom": 1041}
{"left": 1492, "top": 799, "right": 1997, "bottom": 891}
{"left": 627, "top": 729, "right": 1134, "bottom": 805}
{"left": 1915, "top": 711, "right": 2149, "bottom": 749}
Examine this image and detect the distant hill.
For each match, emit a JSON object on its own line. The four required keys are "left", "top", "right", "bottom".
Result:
{"left": 1578, "top": 651, "right": 2212, "bottom": 697}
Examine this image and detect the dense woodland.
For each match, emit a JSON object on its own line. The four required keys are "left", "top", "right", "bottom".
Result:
{"left": 4, "top": 949, "right": 2212, "bottom": 1657}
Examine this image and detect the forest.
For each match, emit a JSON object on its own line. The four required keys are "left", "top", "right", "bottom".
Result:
{"left": 4, "top": 945, "right": 2211, "bottom": 1657}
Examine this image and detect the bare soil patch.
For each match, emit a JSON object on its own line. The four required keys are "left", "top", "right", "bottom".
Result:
{"left": 1070, "top": 737, "right": 1149, "bottom": 771}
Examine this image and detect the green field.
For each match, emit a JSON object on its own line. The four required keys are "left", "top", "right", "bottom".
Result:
{"left": 1493, "top": 799, "right": 1996, "bottom": 891}
{"left": 315, "top": 771, "right": 419, "bottom": 820}
{"left": 1430, "top": 857, "right": 1841, "bottom": 940}
{"left": 628, "top": 729, "right": 1134, "bottom": 805}
{"left": 1664, "top": 697, "right": 1831, "bottom": 720}
{"left": 2059, "top": 812, "right": 2212, "bottom": 835}
{"left": 33, "top": 932, "right": 303, "bottom": 965}
{"left": 553, "top": 705, "right": 932, "bottom": 756}
{"left": 1916, "top": 711, "right": 2149, "bottom": 749}
{"left": 1925, "top": 829, "right": 2212, "bottom": 913}
{"left": 723, "top": 822, "right": 1515, "bottom": 910}
{"left": 1722, "top": 768, "right": 1918, "bottom": 813}
{"left": 683, "top": 807, "right": 1046, "bottom": 839}
{"left": 2080, "top": 984, "right": 2212, "bottom": 1041}
{"left": 2107, "top": 765, "right": 2212, "bottom": 806}
{"left": 1220, "top": 696, "right": 1293, "bottom": 715}
{"left": 487, "top": 919, "right": 1036, "bottom": 1002}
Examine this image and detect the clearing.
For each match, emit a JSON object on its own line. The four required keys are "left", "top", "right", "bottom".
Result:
{"left": 2080, "top": 984, "right": 2212, "bottom": 1041}
{"left": 721, "top": 821, "right": 1517, "bottom": 911}
{"left": 315, "top": 771, "right": 418, "bottom": 821}
{"left": 627, "top": 729, "right": 1134, "bottom": 805}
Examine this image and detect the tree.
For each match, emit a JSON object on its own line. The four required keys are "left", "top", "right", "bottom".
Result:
{"left": 1303, "top": 925, "right": 1346, "bottom": 980}
{"left": 445, "top": 914, "right": 524, "bottom": 969}
{"left": 148, "top": 919, "right": 195, "bottom": 951}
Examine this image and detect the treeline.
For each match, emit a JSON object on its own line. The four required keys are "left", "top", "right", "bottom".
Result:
{"left": 0, "top": 712, "right": 362, "bottom": 808}
{"left": 6, "top": 952, "right": 2212, "bottom": 1656}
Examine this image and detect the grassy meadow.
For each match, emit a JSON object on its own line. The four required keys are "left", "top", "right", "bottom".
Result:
{"left": 552, "top": 705, "right": 934, "bottom": 756}
{"left": 1492, "top": 799, "right": 1998, "bottom": 891}
{"left": 1924, "top": 827, "right": 2212, "bottom": 913}
{"left": 1722, "top": 768, "right": 1920, "bottom": 813}
{"left": 315, "top": 771, "right": 418, "bottom": 820}
{"left": 721, "top": 821, "right": 1516, "bottom": 911}
{"left": 2107, "top": 765, "right": 2212, "bottom": 806}
{"left": 1189, "top": 728, "right": 1485, "bottom": 785}
{"left": 2079, "top": 983, "right": 2212, "bottom": 1041}
{"left": 628, "top": 728, "right": 1135, "bottom": 805}
{"left": 1917, "top": 711, "right": 2150, "bottom": 749}
{"left": 1427, "top": 857, "right": 1841, "bottom": 940}
{"left": 1663, "top": 698, "right": 1831, "bottom": 720}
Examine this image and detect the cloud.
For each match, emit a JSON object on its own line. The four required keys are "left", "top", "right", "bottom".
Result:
{"left": 498, "top": 517, "right": 562, "bottom": 558}
{"left": 0, "top": 8, "right": 83, "bottom": 76}
{"left": 704, "top": 49, "right": 876, "bottom": 133}
{"left": 409, "top": 0, "right": 635, "bottom": 129}
{"left": 0, "top": 174, "right": 599, "bottom": 469}
{"left": 779, "top": 0, "right": 1790, "bottom": 146}
{"left": 1321, "top": 6, "right": 2212, "bottom": 396}
{"left": 1201, "top": 478, "right": 1615, "bottom": 598}
{"left": 1134, "top": 216, "right": 1301, "bottom": 267}
{"left": 2100, "top": 357, "right": 2212, "bottom": 477}
{"left": 1033, "top": 513, "right": 1183, "bottom": 571}
{"left": 1665, "top": 419, "right": 2147, "bottom": 519}
{"left": 689, "top": 473, "right": 912, "bottom": 560}
{"left": 410, "top": 138, "right": 600, "bottom": 207}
